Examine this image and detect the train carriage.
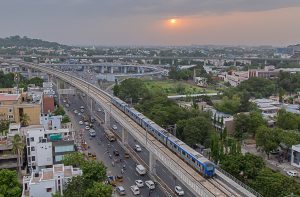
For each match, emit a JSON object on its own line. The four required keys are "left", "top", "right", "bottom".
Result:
{"left": 111, "top": 97, "right": 215, "bottom": 178}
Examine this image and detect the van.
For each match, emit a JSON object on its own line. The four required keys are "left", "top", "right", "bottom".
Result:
{"left": 136, "top": 164, "right": 146, "bottom": 175}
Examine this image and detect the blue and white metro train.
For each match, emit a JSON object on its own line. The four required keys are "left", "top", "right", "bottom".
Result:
{"left": 111, "top": 97, "right": 215, "bottom": 178}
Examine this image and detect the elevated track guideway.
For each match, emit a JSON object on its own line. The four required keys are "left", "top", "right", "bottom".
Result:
{"left": 2, "top": 59, "right": 260, "bottom": 197}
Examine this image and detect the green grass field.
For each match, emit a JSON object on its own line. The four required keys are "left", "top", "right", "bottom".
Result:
{"left": 143, "top": 80, "right": 217, "bottom": 95}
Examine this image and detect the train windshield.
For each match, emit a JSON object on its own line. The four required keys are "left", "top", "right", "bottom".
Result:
{"left": 206, "top": 165, "right": 214, "bottom": 171}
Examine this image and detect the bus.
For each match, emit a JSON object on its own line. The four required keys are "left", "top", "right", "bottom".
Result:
{"left": 105, "top": 129, "right": 116, "bottom": 142}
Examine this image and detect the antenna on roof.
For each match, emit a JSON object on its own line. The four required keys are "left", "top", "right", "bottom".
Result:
{"left": 14, "top": 73, "right": 20, "bottom": 94}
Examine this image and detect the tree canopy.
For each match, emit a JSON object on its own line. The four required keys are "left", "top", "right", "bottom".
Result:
{"left": 0, "top": 169, "right": 22, "bottom": 197}
{"left": 117, "top": 78, "right": 148, "bottom": 103}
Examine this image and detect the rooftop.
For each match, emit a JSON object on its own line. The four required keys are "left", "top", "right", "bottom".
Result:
{"left": 0, "top": 93, "right": 20, "bottom": 101}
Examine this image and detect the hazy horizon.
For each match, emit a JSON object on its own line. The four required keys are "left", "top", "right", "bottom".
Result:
{"left": 1, "top": 1, "right": 300, "bottom": 46}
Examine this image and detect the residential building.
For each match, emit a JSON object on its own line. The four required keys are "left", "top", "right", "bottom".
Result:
{"left": 203, "top": 106, "right": 235, "bottom": 134}
{"left": 23, "top": 126, "right": 75, "bottom": 172}
{"left": 0, "top": 123, "right": 23, "bottom": 170}
{"left": 22, "top": 164, "right": 82, "bottom": 197}
{"left": 40, "top": 114, "right": 62, "bottom": 130}
{"left": 291, "top": 145, "right": 300, "bottom": 168}
{"left": 0, "top": 91, "right": 41, "bottom": 125}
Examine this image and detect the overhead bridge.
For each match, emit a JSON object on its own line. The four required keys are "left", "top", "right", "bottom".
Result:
{"left": 1, "top": 59, "right": 261, "bottom": 197}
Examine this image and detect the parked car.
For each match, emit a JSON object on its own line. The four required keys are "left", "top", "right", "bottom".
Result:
{"left": 145, "top": 180, "right": 155, "bottom": 190}
{"left": 80, "top": 106, "right": 85, "bottom": 109}
{"left": 287, "top": 170, "right": 298, "bottom": 177}
{"left": 74, "top": 110, "right": 78, "bottom": 114}
{"left": 130, "top": 185, "right": 140, "bottom": 195}
{"left": 175, "top": 186, "right": 184, "bottom": 196}
{"left": 135, "top": 180, "right": 144, "bottom": 188}
{"left": 79, "top": 121, "right": 83, "bottom": 125}
{"left": 112, "top": 125, "right": 117, "bottom": 130}
{"left": 85, "top": 126, "right": 90, "bottom": 130}
{"left": 89, "top": 129, "right": 96, "bottom": 137}
{"left": 116, "top": 186, "right": 126, "bottom": 195}
{"left": 134, "top": 144, "right": 142, "bottom": 152}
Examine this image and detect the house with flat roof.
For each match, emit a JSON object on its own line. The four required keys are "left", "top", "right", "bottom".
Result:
{"left": 22, "top": 164, "right": 82, "bottom": 197}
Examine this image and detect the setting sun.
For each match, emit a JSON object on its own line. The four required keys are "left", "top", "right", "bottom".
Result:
{"left": 170, "top": 18, "right": 177, "bottom": 24}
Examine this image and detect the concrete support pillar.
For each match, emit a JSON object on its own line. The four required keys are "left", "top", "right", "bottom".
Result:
{"left": 121, "top": 128, "right": 128, "bottom": 145}
{"left": 158, "top": 59, "right": 161, "bottom": 65}
{"left": 149, "top": 152, "right": 157, "bottom": 175}
{"left": 28, "top": 68, "right": 32, "bottom": 79}
{"left": 47, "top": 74, "right": 51, "bottom": 82}
{"left": 141, "top": 68, "right": 145, "bottom": 74}
{"left": 101, "top": 66, "right": 104, "bottom": 74}
{"left": 204, "top": 60, "right": 207, "bottom": 67}
{"left": 172, "top": 59, "right": 175, "bottom": 65}
{"left": 104, "top": 110, "right": 110, "bottom": 127}
{"left": 90, "top": 97, "right": 94, "bottom": 117}
{"left": 56, "top": 79, "right": 61, "bottom": 105}
{"left": 109, "top": 66, "right": 114, "bottom": 74}
{"left": 123, "top": 66, "right": 127, "bottom": 74}
{"left": 137, "top": 67, "right": 141, "bottom": 74}
{"left": 188, "top": 60, "right": 191, "bottom": 65}
{"left": 234, "top": 60, "right": 237, "bottom": 67}
{"left": 264, "top": 60, "right": 267, "bottom": 66}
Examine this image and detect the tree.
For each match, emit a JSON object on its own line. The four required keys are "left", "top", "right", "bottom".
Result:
{"left": 0, "top": 120, "right": 10, "bottom": 136}
{"left": 214, "top": 95, "right": 240, "bottom": 115}
{"left": 277, "top": 109, "right": 300, "bottom": 130}
{"left": 112, "top": 84, "right": 120, "bottom": 97}
{"left": 118, "top": 78, "right": 148, "bottom": 103}
{"left": 62, "top": 115, "right": 70, "bottom": 123}
{"left": 81, "top": 160, "right": 107, "bottom": 183}
{"left": 28, "top": 77, "right": 44, "bottom": 87}
{"left": 12, "top": 134, "right": 24, "bottom": 176}
{"left": 62, "top": 152, "right": 86, "bottom": 167}
{"left": 85, "top": 182, "right": 112, "bottom": 197}
{"left": 62, "top": 176, "right": 90, "bottom": 197}
{"left": 0, "top": 169, "right": 22, "bottom": 197}
{"left": 256, "top": 126, "right": 281, "bottom": 158}
{"left": 250, "top": 168, "right": 300, "bottom": 197}
{"left": 20, "top": 113, "right": 30, "bottom": 126}
{"left": 53, "top": 106, "right": 66, "bottom": 116}
{"left": 182, "top": 116, "right": 213, "bottom": 147}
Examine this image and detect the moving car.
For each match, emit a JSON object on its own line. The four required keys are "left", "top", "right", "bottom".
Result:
{"left": 175, "top": 186, "right": 184, "bottom": 196}
{"left": 116, "top": 186, "right": 126, "bottom": 195}
{"left": 74, "top": 110, "right": 78, "bottom": 114}
{"left": 80, "top": 109, "right": 84, "bottom": 113}
{"left": 130, "top": 185, "right": 140, "bottom": 195}
{"left": 78, "top": 112, "right": 82, "bottom": 116}
{"left": 112, "top": 125, "right": 117, "bottom": 130}
{"left": 80, "top": 106, "right": 85, "bottom": 109}
{"left": 145, "top": 180, "right": 155, "bottom": 190}
{"left": 79, "top": 121, "right": 83, "bottom": 125}
{"left": 134, "top": 144, "right": 142, "bottom": 152}
{"left": 89, "top": 129, "right": 96, "bottom": 137}
{"left": 136, "top": 165, "right": 146, "bottom": 175}
{"left": 135, "top": 180, "right": 144, "bottom": 188}
{"left": 287, "top": 170, "right": 298, "bottom": 177}
{"left": 85, "top": 126, "right": 90, "bottom": 130}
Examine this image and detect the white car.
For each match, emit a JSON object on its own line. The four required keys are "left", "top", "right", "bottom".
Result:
{"left": 63, "top": 99, "right": 66, "bottom": 103}
{"left": 85, "top": 126, "right": 90, "bottom": 130}
{"left": 134, "top": 144, "right": 142, "bottom": 152}
{"left": 97, "top": 108, "right": 102, "bottom": 112}
{"left": 84, "top": 122, "right": 89, "bottom": 126}
{"left": 135, "top": 180, "right": 144, "bottom": 188}
{"left": 74, "top": 110, "right": 78, "bottom": 114}
{"left": 112, "top": 125, "right": 117, "bottom": 130}
{"left": 79, "top": 121, "right": 83, "bottom": 125}
{"left": 80, "top": 106, "right": 84, "bottom": 109}
{"left": 130, "top": 185, "right": 140, "bottom": 195}
{"left": 287, "top": 170, "right": 298, "bottom": 177}
{"left": 78, "top": 113, "right": 82, "bottom": 116}
{"left": 145, "top": 180, "right": 155, "bottom": 190}
{"left": 89, "top": 129, "right": 96, "bottom": 137}
{"left": 175, "top": 186, "right": 184, "bottom": 196}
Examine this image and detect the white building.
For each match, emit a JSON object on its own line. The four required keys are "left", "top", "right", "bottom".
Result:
{"left": 22, "top": 164, "right": 82, "bottom": 197}
{"left": 23, "top": 126, "right": 75, "bottom": 172}
{"left": 291, "top": 145, "right": 300, "bottom": 168}
{"left": 40, "top": 114, "right": 62, "bottom": 130}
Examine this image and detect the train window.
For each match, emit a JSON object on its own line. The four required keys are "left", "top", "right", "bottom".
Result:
{"left": 182, "top": 151, "right": 186, "bottom": 156}
{"left": 192, "top": 158, "right": 195, "bottom": 163}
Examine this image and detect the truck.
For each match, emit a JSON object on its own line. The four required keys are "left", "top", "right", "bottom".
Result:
{"left": 136, "top": 164, "right": 146, "bottom": 175}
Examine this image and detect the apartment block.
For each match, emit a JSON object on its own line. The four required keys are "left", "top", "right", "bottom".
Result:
{"left": 23, "top": 126, "right": 75, "bottom": 172}
{"left": 22, "top": 164, "right": 82, "bottom": 197}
